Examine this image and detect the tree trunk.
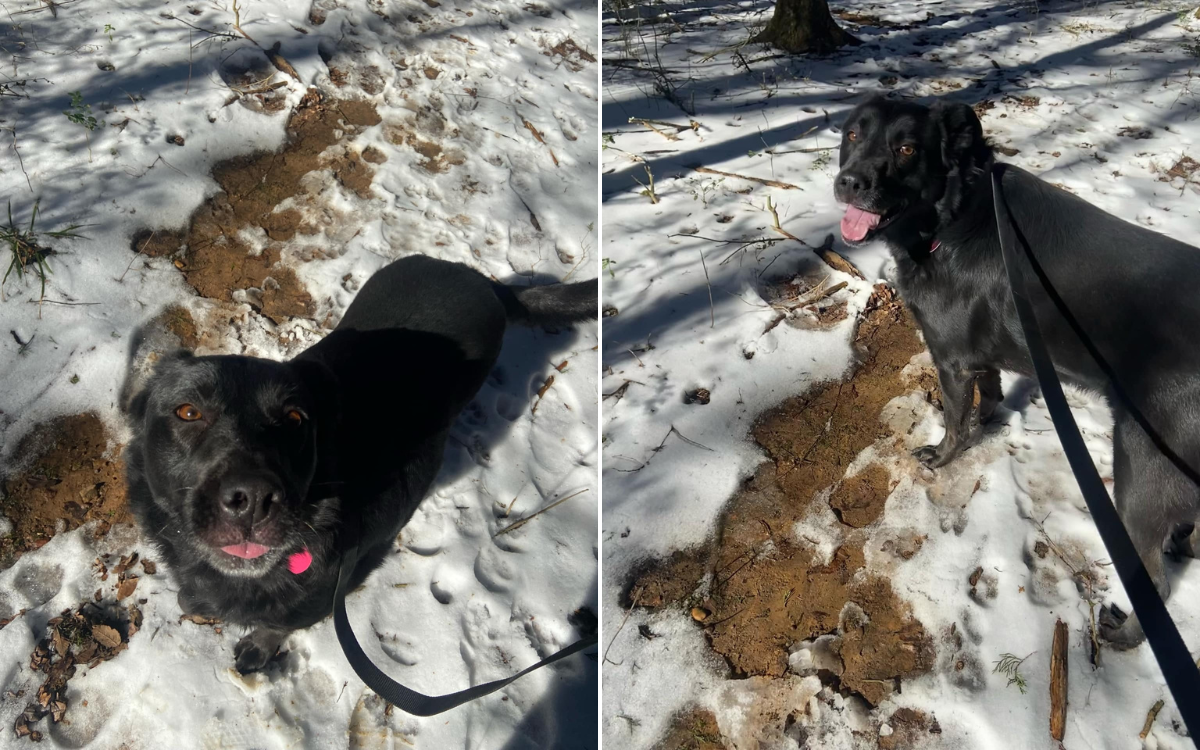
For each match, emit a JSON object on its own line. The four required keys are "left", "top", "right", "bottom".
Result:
{"left": 752, "top": 0, "right": 859, "bottom": 54}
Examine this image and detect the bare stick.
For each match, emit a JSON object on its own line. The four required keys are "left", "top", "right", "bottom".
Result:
{"left": 6, "top": 127, "right": 32, "bottom": 192}
{"left": 186, "top": 30, "right": 193, "bottom": 94}
{"left": 494, "top": 488, "right": 588, "bottom": 537}
{"left": 630, "top": 118, "right": 679, "bottom": 141}
{"left": 767, "top": 146, "right": 837, "bottom": 155}
{"left": 691, "top": 165, "right": 799, "bottom": 190}
{"left": 1050, "top": 619, "right": 1068, "bottom": 741}
{"left": 1140, "top": 699, "right": 1165, "bottom": 740}
{"left": 531, "top": 373, "right": 555, "bottom": 414}
{"left": 698, "top": 248, "right": 714, "bottom": 328}
{"left": 603, "top": 585, "right": 642, "bottom": 665}
{"left": 765, "top": 200, "right": 865, "bottom": 279}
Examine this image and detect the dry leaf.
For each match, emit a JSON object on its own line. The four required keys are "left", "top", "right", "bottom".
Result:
{"left": 117, "top": 577, "right": 138, "bottom": 600}
{"left": 92, "top": 624, "right": 121, "bottom": 649}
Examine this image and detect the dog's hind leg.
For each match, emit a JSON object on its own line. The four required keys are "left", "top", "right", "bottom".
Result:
{"left": 976, "top": 367, "right": 1003, "bottom": 424}
{"left": 1099, "top": 409, "right": 1198, "bottom": 649}
{"left": 234, "top": 627, "right": 289, "bottom": 673}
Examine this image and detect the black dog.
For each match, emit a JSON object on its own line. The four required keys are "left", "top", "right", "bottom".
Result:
{"left": 835, "top": 96, "right": 1200, "bottom": 648}
{"left": 121, "top": 255, "right": 596, "bottom": 672}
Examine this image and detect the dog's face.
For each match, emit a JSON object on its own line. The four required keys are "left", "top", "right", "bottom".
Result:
{"left": 835, "top": 96, "right": 991, "bottom": 247}
{"left": 124, "top": 352, "right": 331, "bottom": 577}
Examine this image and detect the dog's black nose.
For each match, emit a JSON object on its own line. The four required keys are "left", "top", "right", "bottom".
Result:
{"left": 220, "top": 475, "right": 281, "bottom": 526}
{"left": 835, "top": 170, "right": 869, "bottom": 197}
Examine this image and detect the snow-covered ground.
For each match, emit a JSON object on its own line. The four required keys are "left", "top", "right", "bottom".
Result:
{"left": 0, "top": 0, "right": 598, "bottom": 746}
{"left": 601, "top": 0, "right": 1200, "bottom": 748}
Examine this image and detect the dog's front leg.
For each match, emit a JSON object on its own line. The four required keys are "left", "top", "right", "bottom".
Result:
{"left": 914, "top": 363, "right": 983, "bottom": 469}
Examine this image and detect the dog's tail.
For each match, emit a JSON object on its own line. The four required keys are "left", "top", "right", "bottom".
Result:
{"left": 492, "top": 278, "right": 598, "bottom": 327}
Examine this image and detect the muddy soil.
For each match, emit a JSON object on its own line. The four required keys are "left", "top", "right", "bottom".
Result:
{"left": 630, "top": 286, "right": 944, "bottom": 717}
{"left": 0, "top": 415, "right": 131, "bottom": 571}
{"left": 652, "top": 708, "right": 728, "bottom": 750}
{"left": 131, "top": 90, "right": 382, "bottom": 323}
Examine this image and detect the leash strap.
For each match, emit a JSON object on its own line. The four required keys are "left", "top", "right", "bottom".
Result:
{"left": 332, "top": 545, "right": 597, "bottom": 717}
{"left": 991, "top": 165, "right": 1200, "bottom": 738}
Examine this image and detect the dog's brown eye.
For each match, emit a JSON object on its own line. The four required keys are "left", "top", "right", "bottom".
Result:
{"left": 286, "top": 409, "right": 304, "bottom": 425}
{"left": 848, "top": 131, "right": 858, "bottom": 142}
{"left": 176, "top": 404, "right": 203, "bottom": 421}
{"left": 898, "top": 144, "right": 915, "bottom": 156}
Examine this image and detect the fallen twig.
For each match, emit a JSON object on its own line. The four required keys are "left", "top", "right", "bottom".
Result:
{"left": 522, "top": 117, "right": 559, "bottom": 167}
{"left": 531, "top": 373, "right": 555, "bottom": 414}
{"left": 763, "top": 199, "right": 864, "bottom": 279}
{"left": 603, "top": 585, "right": 642, "bottom": 665}
{"left": 691, "top": 165, "right": 799, "bottom": 190}
{"left": 698, "top": 249, "right": 714, "bottom": 328}
{"left": 1140, "top": 699, "right": 1165, "bottom": 740}
{"left": 632, "top": 119, "right": 679, "bottom": 141}
{"left": 494, "top": 488, "right": 588, "bottom": 537}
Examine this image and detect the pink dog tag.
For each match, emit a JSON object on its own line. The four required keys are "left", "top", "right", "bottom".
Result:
{"left": 287, "top": 548, "right": 313, "bottom": 574}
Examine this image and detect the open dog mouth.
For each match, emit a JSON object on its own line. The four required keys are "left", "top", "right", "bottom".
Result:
{"left": 840, "top": 203, "right": 905, "bottom": 243}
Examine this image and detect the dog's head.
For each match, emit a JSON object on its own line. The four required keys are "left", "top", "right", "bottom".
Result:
{"left": 122, "top": 342, "right": 337, "bottom": 578}
{"left": 835, "top": 96, "right": 993, "bottom": 247}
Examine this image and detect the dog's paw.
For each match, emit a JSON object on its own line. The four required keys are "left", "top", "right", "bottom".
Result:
{"left": 1098, "top": 604, "right": 1144, "bottom": 650}
{"left": 913, "top": 444, "right": 954, "bottom": 469}
{"left": 1164, "top": 524, "right": 1197, "bottom": 561}
{"left": 234, "top": 630, "right": 285, "bottom": 674}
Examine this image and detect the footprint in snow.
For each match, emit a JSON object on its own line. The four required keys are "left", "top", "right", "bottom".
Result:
{"left": 13, "top": 562, "right": 63, "bottom": 610}
{"left": 429, "top": 561, "right": 469, "bottom": 604}
{"left": 494, "top": 392, "right": 525, "bottom": 422}
{"left": 473, "top": 546, "right": 517, "bottom": 594}
{"left": 376, "top": 631, "right": 421, "bottom": 666}
{"left": 401, "top": 505, "right": 445, "bottom": 556}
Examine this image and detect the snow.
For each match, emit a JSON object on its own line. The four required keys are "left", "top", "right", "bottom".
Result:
{"left": 602, "top": 0, "right": 1200, "bottom": 747}
{"left": 0, "top": 0, "right": 598, "bottom": 746}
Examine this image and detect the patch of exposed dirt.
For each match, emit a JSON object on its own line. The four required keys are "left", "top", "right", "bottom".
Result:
{"left": 1, "top": 415, "right": 130, "bottom": 570}
{"left": 159, "top": 304, "right": 200, "bottom": 349}
{"left": 1163, "top": 155, "right": 1199, "bottom": 182}
{"left": 652, "top": 707, "right": 727, "bottom": 750}
{"left": 829, "top": 463, "right": 893, "bottom": 528}
{"left": 758, "top": 272, "right": 851, "bottom": 332}
{"left": 878, "top": 707, "right": 940, "bottom": 749}
{"left": 624, "top": 550, "right": 708, "bottom": 609}
{"left": 131, "top": 90, "right": 382, "bottom": 323}
{"left": 543, "top": 37, "right": 597, "bottom": 72}
{"left": 387, "top": 120, "right": 465, "bottom": 174}
{"left": 632, "top": 286, "right": 937, "bottom": 712}
{"left": 13, "top": 599, "right": 141, "bottom": 741}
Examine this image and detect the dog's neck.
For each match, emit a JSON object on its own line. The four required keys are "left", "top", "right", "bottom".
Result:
{"left": 891, "top": 162, "right": 999, "bottom": 270}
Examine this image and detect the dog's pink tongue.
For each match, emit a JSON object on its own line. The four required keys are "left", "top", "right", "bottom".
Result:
{"left": 221, "top": 542, "right": 271, "bottom": 559}
{"left": 841, "top": 205, "right": 882, "bottom": 242}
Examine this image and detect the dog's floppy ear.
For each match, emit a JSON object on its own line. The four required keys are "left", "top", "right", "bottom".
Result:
{"left": 291, "top": 356, "right": 341, "bottom": 430}
{"left": 931, "top": 101, "right": 989, "bottom": 176}
{"left": 931, "top": 101, "right": 992, "bottom": 222}
{"left": 119, "top": 322, "right": 193, "bottom": 420}
{"left": 290, "top": 356, "right": 341, "bottom": 483}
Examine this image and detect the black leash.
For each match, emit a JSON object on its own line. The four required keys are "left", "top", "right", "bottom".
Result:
{"left": 332, "top": 545, "right": 597, "bottom": 717}
{"left": 991, "top": 164, "right": 1200, "bottom": 739}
